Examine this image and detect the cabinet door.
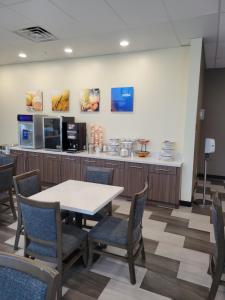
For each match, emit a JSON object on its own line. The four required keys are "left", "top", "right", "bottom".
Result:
{"left": 27, "top": 152, "right": 42, "bottom": 173}
{"left": 148, "top": 166, "right": 179, "bottom": 206}
{"left": 124, "top": 162, "right": 148, "bottom": 197}
{"left": 80, "top": 158, "right": 104, "bottom": 180}
{"left": 42, "top": 154, "right": 61, "bottom": 184}
{"left": 10, "top": 150, "right": 27, "bottom": 174}
{"left": 61, "top": 156, "right": 81, "bottom": 181}
{"left": 102, "top": 160, "right": 125, "bottom": 194}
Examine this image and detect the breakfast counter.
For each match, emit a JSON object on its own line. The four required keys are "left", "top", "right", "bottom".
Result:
{"left": 10, "top": 146, "right": 183, "bottom": 167}
{"left": 10, "top": 147, "right": 183, "bottom": 208}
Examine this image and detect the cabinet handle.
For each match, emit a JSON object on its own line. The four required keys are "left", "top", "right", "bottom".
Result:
{"left": 130, "top": 165, "right": 143, "bottom": 169}
{"left": 30, "top": 154, "right": 39, "bottom": 157}
{"left": 156, "top": 168, "right": 169, "bottom": 172}
{"left": 64, "top": 158, "right": 76, "bottom": 161}
{"left": 84, "top": 160, "right": 96, "bottom": 163}
{"left": 46, "top": 156, "right": 57, "bottom": 160}
{"left": 106, "top": 162, "right": 118, "bottom": 166}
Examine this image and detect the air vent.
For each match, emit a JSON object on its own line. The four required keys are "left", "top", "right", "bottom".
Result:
{"left": 14, "top": 26, "right": 57, "bottom": 43}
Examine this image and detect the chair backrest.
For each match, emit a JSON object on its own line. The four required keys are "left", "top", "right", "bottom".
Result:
{"left": 85, "top": 166, "right": 113, "bottom": 185}
{"left": 13, "top": 170, "right": 41, "bottom": 198}
{"left": 18, "top": 194, "right": 62, "bottom": 260}
{"left": 128, "top": 182, "right": 148, "bottom": 245}
{"left": 211, "top": 193, "right": 225, "bottom": 264}
{"left": 0, "top": 252, "right": 59, "bottom": 300}
{"left": 0, "top": 154, "right": 17, "bottom": 175}
{"left": 0, "top": 163, "right": 14, "bottom": 192}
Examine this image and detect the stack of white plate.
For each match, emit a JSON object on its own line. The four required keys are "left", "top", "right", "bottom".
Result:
{"left": 160, "top": 141, "right": 176, "bottom": 161}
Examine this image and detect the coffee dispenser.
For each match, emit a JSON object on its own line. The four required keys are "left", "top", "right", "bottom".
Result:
{"left": 66, "top": 123, "right": 86, "bottom": 153}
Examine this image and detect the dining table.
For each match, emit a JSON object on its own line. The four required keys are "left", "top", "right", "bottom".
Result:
{"left": 29, "top": 179, "right": 124, "bottom": 226}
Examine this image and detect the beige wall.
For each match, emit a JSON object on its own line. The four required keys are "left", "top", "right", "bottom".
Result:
{"left": 198, "top": 68, "right": 225, "bottom": 176}
{"left": 0, "top": 47, "right": 189, "bottom": 154}
{"left": 0, "top": 44, "right": 205, "bottom": 202}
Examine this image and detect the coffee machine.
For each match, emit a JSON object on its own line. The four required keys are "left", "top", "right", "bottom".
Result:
{"left": 66, "top": 123, "right": 86, "bottom": 153}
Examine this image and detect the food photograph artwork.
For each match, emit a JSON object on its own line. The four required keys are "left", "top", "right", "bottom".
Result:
{"left": 111, "top": 87, "right": 134, "bottom": 112}
{"left": 25, "top": 90, "right": 43, "bottom": 112}
{"left": 51, "top": 89, "right": 70, "bottom": 111}
{"left": 80, "top": 88, "right": 100, "bottom": 112}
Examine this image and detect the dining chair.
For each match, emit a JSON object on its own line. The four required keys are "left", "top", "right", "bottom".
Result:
{"left": 13, "top": 170, "right": 69, "bottom": 250}
{"left": 208, "top": 192, "right": 225, "bottom": 300}
{"left": 0, "top": 251, "right": 59, "bottom": 300}
{"left": 18, "top": 194, "right": 88, "bottom": 298}
{"left": 0, "top": 153, "right": 17, "bottom": 175}
{"left": 81, "top": 166, "right": 114, "bottom": 227}
{"left": 88, "top": 182, "right": 148, "bottom": 284}
{"left": 0, "top": 162, "right": 17, "bottom": 221}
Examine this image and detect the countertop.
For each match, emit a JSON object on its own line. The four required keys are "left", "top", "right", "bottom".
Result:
{"left": 10, "top": 146, "right": 183, "bottom": 167}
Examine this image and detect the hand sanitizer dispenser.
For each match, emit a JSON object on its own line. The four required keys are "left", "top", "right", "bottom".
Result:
{"left": 205, "top": 138, "right": 215, "bottom": 154}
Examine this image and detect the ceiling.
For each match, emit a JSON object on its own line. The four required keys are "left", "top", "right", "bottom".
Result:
{"left": 0, "top": 0, "right": 224, "bottom": 68}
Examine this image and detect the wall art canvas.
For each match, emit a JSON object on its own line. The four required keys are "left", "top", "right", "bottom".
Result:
{"left": 51, "top": 89, "right": 69, "bottom": 111}
{"left": 111, "top": 87, "right": 134, "bottom": 112}
{"left": 26, "top": 90, "right": 43, "bottom": 112}
{"left": 80, "top": 88, "right": 100, "bottom": 112}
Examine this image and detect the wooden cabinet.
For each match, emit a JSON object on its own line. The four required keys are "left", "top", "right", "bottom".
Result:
{"left": 148, "top": 166, "right": 180, "bottom": 207}
{"left": 10, "top": 150, "right": 27, "bottom": 174}
{"left": 10, "top": 149, "right": 182, "bottom": 207}
{"left": 80, "top": 157, "right": 104, "bottom": 180}
{"left": 42, "top": 154, "right": 61, "bottom": 185}
{"left": 61, "top": 156, "right": 81, "bottom": 182}
{"left": 124, "top": 162, "right": 148, "bottom": 197}
{"left": 27, "top": 152, "right": 43, "bottom": 173}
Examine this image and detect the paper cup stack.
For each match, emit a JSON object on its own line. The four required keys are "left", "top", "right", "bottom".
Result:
{"left": 160, "top": 141, "right": 176, "bottom": 161}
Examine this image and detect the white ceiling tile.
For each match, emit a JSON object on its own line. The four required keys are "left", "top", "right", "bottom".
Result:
{"left": 173, "top": 14, "right": 218, "bottom": 45}
{"left": 221, "top": 0, "right": 225, "bottom": 13}
{"left": 219, "top": 13, "right": 225, "bottom": 43}
{"left": 0, "top": 0, "right": 31, "bottom": 6}
{"left": 105, "top": 0, "right": 168, "bottom": 26}
{"left": 204, "top": 43, "right": 216, "bottom": 68}
{"left": 0, "top": 5, "right": 35, "bottom": 30}
{"left": 50, "top": 0, "right": 126, "bottom": 33}
{"left": 163, "top": 0, "right": 219, "bottom": 21}
{"left": 216, "top": 42, "right": 225, "bottom": 58}
{"left": 10, "top": 0, "right": 86, "bottom": 39}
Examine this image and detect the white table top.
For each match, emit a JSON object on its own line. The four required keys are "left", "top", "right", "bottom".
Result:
{"left": 30, "top": 180, "right": 124, "bottom": 215}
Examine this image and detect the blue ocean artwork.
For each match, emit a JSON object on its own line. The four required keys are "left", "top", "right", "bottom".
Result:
{"left": 111, "top": 87, "right": 134, "bottom": 112}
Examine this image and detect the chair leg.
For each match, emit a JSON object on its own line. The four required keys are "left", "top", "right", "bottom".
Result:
{"left": 14, "top": 221, "right": 22, "bottom": 250}
{"left": 9, "top": 190, "right": 17, "bottom": 220}
{"left": 208, "top": 262, "right": 223, "bottom": 300}
{"left": 128, "top": 257, "right": 136, "bottom": 285}
{"left": 141, "top": 237, "right": 146, "bottom": 261}
{"left": 88, "top": 239, "right": 94, "bottom": 268}
{"left": 82, "top": 239, "right": 88, "bottom": 267}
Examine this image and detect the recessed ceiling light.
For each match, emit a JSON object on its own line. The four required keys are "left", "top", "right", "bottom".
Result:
{"left": 64, "top": 47, "right": 73, "bottom": 54}
{"left": 18, "top": 52, "right": 27, "bottom": 58}
{"left": 120, "top": 40, "right": 129, "bottom": 47}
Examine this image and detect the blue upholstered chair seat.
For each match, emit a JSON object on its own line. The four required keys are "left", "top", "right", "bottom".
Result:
{"left": 61, "top": 224, "right": 87, "bottom": 258}
{"left": 0, "top": 266, "right": 47, "bottom": 300}
{"left": 27, "top": 224, "right": 87, "bottom": 259}
{"left": 0, "top": 191, "right": 9, "bottom": 201}
{"left": 89, "top": 216, "right": 140, "bottom": 247}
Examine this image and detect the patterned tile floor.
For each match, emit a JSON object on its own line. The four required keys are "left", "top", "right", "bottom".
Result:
{"left": 1, "top": 179, "right": 225, "bottom": 300}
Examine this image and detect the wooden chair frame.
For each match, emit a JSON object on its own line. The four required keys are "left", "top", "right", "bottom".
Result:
{"left": 208, "top": 192, "right": 225, "bottom": 300}
{"left": 88, "top": 182, "right": 148, "bottom": 284}
{"left": 18, "top": 195, "right": 88, "bottom": 299}
{"left": 0, "top": 162, "right": 17, "bottom": 220}
{"left": 13, "top": 169, "right": 41, "bottom": 250}
{"left": 0, "top": 251, "right": 59, "bottom": 300}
